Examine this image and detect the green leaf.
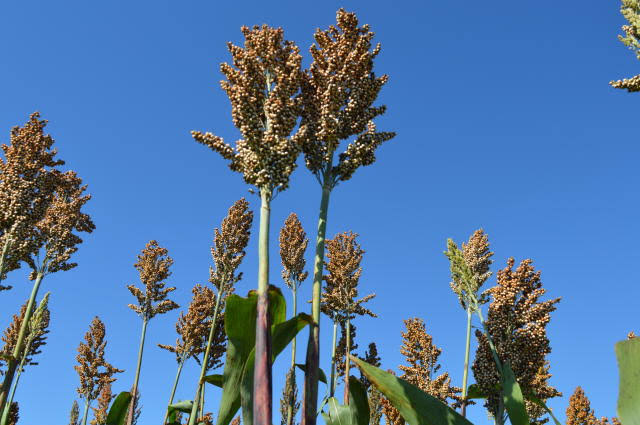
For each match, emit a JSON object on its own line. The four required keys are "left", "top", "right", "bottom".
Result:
{"left": 616, "top": 338, "right": 640, "bottom": 425}
{"left": 204, "top": 374, "right": 224, "bottom": 388}
{"left": 466, "top": 384, "right": 489, "bottom": 399}
{"left": 295, "top": 363, "right": 328, "bottom": 384}
{"left": 501, "top": 362, "right": 530, "bottom": 425}
{"left": 352, "top": 356, "right": 472, "bottom": 425}
{"left": 322, "top": 397, "right": 353, "bottom": 425}
{"left": 240, "top": 312, "right": 312, "bottom": 425}
{"left": 526, "top": 392, "right": 562, "bottom": 425}
{"left": 168, "top": 400, "right": 194, "bottom": 414}
{"left": 106, "top": 392, "right": 132, "bottom": 425}
{"left": 348, "top": 376, "right": 370, "bottom": 425}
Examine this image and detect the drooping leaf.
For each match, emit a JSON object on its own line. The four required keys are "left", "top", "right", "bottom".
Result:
{"left": 352, "top": 356, "right": 473, "bottom": 425}
{"left": 204, "top": 374, "right": 224, "bottom": 388}
{"left": 295, "top": 363, "right": 328, "bottom": 384}
{"left": 616, "top": 338, "right": 640, "bottom": 425}
{"left": 106, "top": 392, "right": 132, "bottom": 425}
{"left": 240, "top": 312, "right": 312, "bottom": 425}
{"left": 501, "top": 362, "right": 530, "bottom": 425}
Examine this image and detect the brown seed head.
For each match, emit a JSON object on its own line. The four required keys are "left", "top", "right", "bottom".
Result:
{"left": 472, "top": 258, "right": 561, "bottom": 422}
{"left": 279, "top": 213, "right": 308, "bottom": 290}
{"left": 192, "top": 26, "right": 305, "bottom": 193}
{"left": 300, "top": 8, "right": 395, "bottom": 185}
{"left": 566, "top": 386, "right": 599, "bottom": 425}
{"left": 90, "top": 381, "right": 113, "bottom": 425}
{"left": 127, "top": 240, "right": 179, "bottom": 321}
{"left": 74, "top": 317, "right": 123, "bottom": 402}
{"left": 321, "top": 231, "right": 376, "bottom": 321}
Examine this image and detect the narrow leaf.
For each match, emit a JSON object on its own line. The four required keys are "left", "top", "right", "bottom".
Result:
{"left": 105, "top": 392, "right": 132, "bottom": 425}
{"left": 295, "top": 363, "right": 328, "bottom": 384}
{"left": 168, "top": 400, "right": 194, "bottom": 414}
{"left": 204, "top": 374, "right": 224, "bottom": 388}
{"left": 501, "top": 362, "right": 530, "bottom": 425}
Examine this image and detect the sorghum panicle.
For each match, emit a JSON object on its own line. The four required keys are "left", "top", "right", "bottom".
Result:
{"left": 279, "top": 213, "right": 308, "bottom": 290}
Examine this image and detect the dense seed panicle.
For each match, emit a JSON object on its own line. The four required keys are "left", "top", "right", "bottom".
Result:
{"left": 610, "top": 0, "right": 640, "bottom": 91}
{"left": 127, "top": 240, "right": 179, "bottom": 320}
{"left": 192, "top": 26, "right": 305, "bottom": 193}
{"left": 0, "top": 112, "right": 65, "bottom": 285}
{"left": 90, "top": 382, "right": 113, "bottom": 425}
{"left": 74, "top": 317, "right": 123, "bottom": 403}
{"left": 472, "top": 258, "right": 561, "bottom": 423}
{"left": 398, "top": 318, "right": 462, "bottom": 408}
{"left": 158, "top": 284, "right": 217, "bottom": 363}
{"left": 300, "top": 8, "right": 395, "bottom": 185}
{"left": 195, "top": 316, "right": 226, "bottom": 373}
{"left": 209, "top": 198, "right": 253, "bottom": 294}
{"left": 566, "top": 387, "right": 600, "bottom": 425}
{"left": 321, "top": 232, "right": 376, "bottom": 321}
{"left": 279, "top": 213, "right": 308, "bottom": 290}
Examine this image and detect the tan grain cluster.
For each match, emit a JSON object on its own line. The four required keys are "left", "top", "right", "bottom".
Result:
{"left": 398, "top": 318, "right": 462, "bottom": 408}
{"left": 209, "top": 198, "right": 253, "bottom": 294}
{"left": 300, "top": 8, "right": 395, "bottom": 184}
{"left": 127, "top": 240, "right": 179, "bottom": 321}
{"left": 192, "top": 26, "right": 305, "bottom": 193}
{"left": 74, "top": 317, "right": 123, "bottom": 403}
{"left": 279, "top": 213, "right": 308, "bottom": 290}
{"left": 90, "top": 382, "right": 113, "bottom": 425}
{"left": 321, "top": 232, "right": 376, "bottom": 321}
{"left": 472, "top": 258, "right": 560, "bottom": 423}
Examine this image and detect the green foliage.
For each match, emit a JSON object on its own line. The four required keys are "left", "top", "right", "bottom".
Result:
{"left": 321, "top": 377, "right": 369, "bottom": 425}
{"left": 295, "top": 364, "right": 328, "bottom": 384}
{"left": 105, "top": 392, "right": 131, "bottom": 425}
{"left": 616, "top": 338, "right": 640, "bottom": 425}
{"left": 500, "top": 362, "right": 529, "bottom": 425}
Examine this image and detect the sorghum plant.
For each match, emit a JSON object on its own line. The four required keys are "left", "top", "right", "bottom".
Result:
{"left": 298, "top": 10, "right": 395, "bottom": 423}
{"left": 0, "top": 293, "right": 50, "bottom": 425}
{"left": 472, "top": 258, "right": 561, "bottom": 425}
{"left": 0, "top": 146, "right": 94, "bottom": 413}
{"left": 187, "top": 198, "right": 252, "bottom": 423}
{"left": 126, "top": 239, "right": 179, "bottom": 425}
{"left": 74, "top": 317, "right": 123, "bottom": 425}
{"left": 278, "top": 212, "right": 308, "bottom": 425}
{"left": 320, "top": 231, "right": 376, "bottom": 404}
{"left": 192, "top": 24, "right": 304, "bottom": 425}
{"left": 398, "top": 318, "right": 461, "bottom": 408}
{"left": 0, "top": 112, "right": 63, "bottom": 291}
{"left": 444, "top": 230, "right": 493, "bottom": 416}
{"left": 610, "top": 0, "right": 640, "bottom": 91}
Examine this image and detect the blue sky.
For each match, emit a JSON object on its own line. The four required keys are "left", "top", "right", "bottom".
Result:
{"left": 1, "top": 0, "right": 638, "bottom": 424}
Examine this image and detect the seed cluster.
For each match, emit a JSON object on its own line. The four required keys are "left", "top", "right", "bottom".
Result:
{"left": 209, "top": 198, "right": 253, "bottom": 294}
{"left": 0, "top": 295, "right": 50, "bottom": 369}
{"left": 610, "top": 0, "right": 640, "bottom": 91}
{"left": 321, "top": 232, "right": 376, "bottom": 321}
{"left": 74, "top": 317, "right": 123, "bottom": 403}
{"left": 279, "top": 213, "right": 308, "bottom": 290}
{"left": 398, "top": 318, "right": 462, "bottom": 408}
{"left": 300, "top": 8, "right": 395, "bottom": 184}
{"left": 472, "top": 258, "right": 561, "bottom": 423}
{"left": 279, "top": 367, "right": 300, "bottom": 425}
{"left": 192, "top": 26, "right": 305, "bottom": 193}
{"left": 565, "top": 386, "right": 620, "bottom": 425}
{"left": 126, "top": 240, "right": 179, "bottom": 321}
{"left": 90, "top": 382, "right": 113, "bottom": 425}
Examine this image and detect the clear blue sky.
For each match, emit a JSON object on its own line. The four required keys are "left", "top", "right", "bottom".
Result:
{"left": 1, "top": 1, "right": 638, "bottom": 424}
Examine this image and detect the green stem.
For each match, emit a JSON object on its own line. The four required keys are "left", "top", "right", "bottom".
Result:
{"left": 81, "top": 399, "right": 90, "bottom": 425}
{"left": 0, "top": 357, "right": 24, "bottom": 425}
{"left": 461, "top": 306, "right": 472, "bottom": 417}
{"left": 127, "top": 319, "right": 148, "bottom": 425}
{"left": 286, "top": 286, "right": 298, "bottom": 425}
{"left": 162, "top": 358, "right": 186, "bottom": 425}
{"left": 329, "top": 321, "right": 338, "bottom": 398}
{"left": 188, "top": 291, "right": 223, "bottom": 425}
{"left": 199, "top": 384, "right": 206, "bottom": 419}
{"left": 0, "top": 271, "right": 45, "bottom": 413}
{"left": 343, "top": 318, "right": 351, "bottom": 405}
{"left": 253, "top": 187, "right": 272, "bottom": 425}
{"left": 302, "top": 181, "right": 331, "bottom": 425}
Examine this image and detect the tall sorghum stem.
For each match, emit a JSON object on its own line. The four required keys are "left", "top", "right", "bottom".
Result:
{"left": 286, "top": 286, "right": 298, "bottom": 425}
{"left": 303, "top": 180, "right": 331, "bottom": 425}
{"left": 0, "top": 270, "right": 44, "bottom": 412}
{"left": 162, "top": 358, "right": 186, "bottom": 425}
{"left": 0, "top": 356, "right": 24, "bottom": 425}
{"left": 460, "top": 307, "right": 472, "bottom": 417}
{"left": 81, "top": 399, "right": 90, "bottom": 425}
{"left": 127, "top": 319, "right": 148, "bottom": 425}
{"left": 329, "top": 321, "right": 338, "bottom": 397}
{"left": 343, "top": 318, "right": 351, "bottom": 405}
{"left": 188, "top": 291, "right": 223, "bottom": 425}
{"left": 253, "top": 187, "right": 272, "bottom": 425}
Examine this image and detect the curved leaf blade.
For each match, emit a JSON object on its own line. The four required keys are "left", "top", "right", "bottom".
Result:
{"left": 295, "top": 363, "right": 328, "bottom": 384}
{"left": 106, "top": 391, "right": 132, "bottom": 425}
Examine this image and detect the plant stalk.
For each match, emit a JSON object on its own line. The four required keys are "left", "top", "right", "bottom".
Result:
{"left": 302, "top": 181, "right": 331, "bottom": 425}
{"left": 343, "top": 318, "right": 351, "bottom": 405}
{"left": 81, "top": 398, "right": 90, "bottom": 425}
{"left": 460, "top": 306, "right": 472, "bottom": 417}
{"left": 329, "top": 321, "right": 338, "bottom": 398}
{"left": 162, "top": 358, "right": 186, "bottom": 424}
{"left": 126, "top": 319, "right": 148, "bottom": 425}
{"left": 0, "top": 358, "right": 24, "bottom": 425}
{"left": 286, "top": 286, "right": 298, "bottom": 425}
{"left": 187, "top": 290, "right": 223, "bottom": 425}
{"left": 0, "top": 270, "right": 45, "bottom": 413}
{"left": 253, "top": 187, "right": 272, "bottom": 425}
